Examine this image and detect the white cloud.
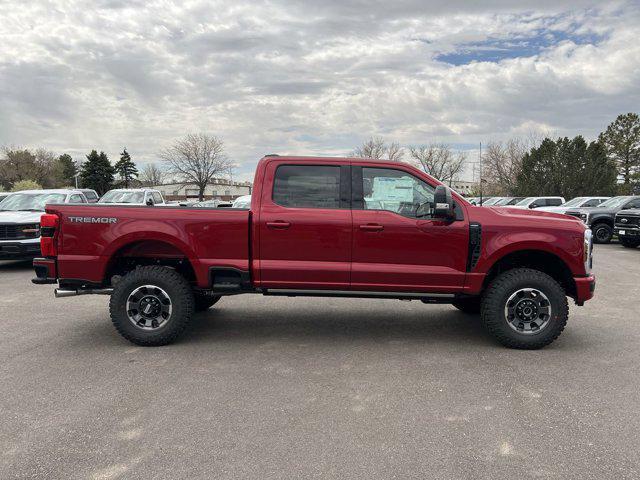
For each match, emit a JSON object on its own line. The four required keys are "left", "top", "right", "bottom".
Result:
{"left": 0, "top": 0, "right": 638, "bottom": 182}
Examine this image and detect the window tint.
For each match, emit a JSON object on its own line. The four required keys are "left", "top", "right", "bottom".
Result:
{"left": 273, "top": 165, "right": 341, "bottom": 209}
{"left": 362, "top": 167, "right": 435, "bottom": 218}
{"left": 152, "top": 192, "right": 163, "bottom": 204}
{"left": 547, "top": 198, "right": 563, "bottom": 207}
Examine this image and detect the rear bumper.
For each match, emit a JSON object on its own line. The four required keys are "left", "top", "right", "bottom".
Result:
{"left": 0, "top": 240, "right": 41, "bottom": 259}
{"left": 574, "top": 274, "right": 596, "bottom": 305}
{"left": 32, "top": 257, "right": 58, "bottom": 284}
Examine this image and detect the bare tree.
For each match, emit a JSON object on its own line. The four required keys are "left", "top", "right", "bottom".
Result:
{"left": 160, "top": 133, "right": 233, "bottom": 200}
{"left": 139, "top": 163, "right": 165, "bottom": 186}
{"left": 482, "top": 139, "right": 528, "bottom": 195}
{"left": 352, "top": 136, "right": 404, "bottom": 161}
{"left": 409, "top": 144, "right": 465, "bottom": 185}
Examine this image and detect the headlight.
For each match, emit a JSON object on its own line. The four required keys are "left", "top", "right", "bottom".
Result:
{"left": 584, "top": 229, "right": 593, "bottom": 272}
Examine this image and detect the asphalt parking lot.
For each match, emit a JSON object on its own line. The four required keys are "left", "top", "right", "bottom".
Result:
{"left": 1, "top": 244, "right": 639, "bottom": 479}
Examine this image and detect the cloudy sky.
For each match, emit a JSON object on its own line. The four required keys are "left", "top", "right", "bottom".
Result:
{"left": 1, "top": 0, "right": 638, "bottom": 182}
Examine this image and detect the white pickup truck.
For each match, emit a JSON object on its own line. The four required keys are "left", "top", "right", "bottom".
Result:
{"left": 0, "top": 189, "right": 88, "bottom": 259}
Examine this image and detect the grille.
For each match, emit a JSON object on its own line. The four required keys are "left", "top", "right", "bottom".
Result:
{"left": 566, "top": 212, "right": 581, "bottom": 219}
{"left": 616, "top": 215, "right": 640, "bottom": 227}
{"left": 0, "top": 223, "right": 39, "bottom": 240}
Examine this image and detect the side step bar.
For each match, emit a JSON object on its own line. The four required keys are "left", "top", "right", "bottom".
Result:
{"left": 263, "top": 289, "right": 455, "bottom": 302}
{"left": 55, "top": 288, "right": 114, "bottom": 298}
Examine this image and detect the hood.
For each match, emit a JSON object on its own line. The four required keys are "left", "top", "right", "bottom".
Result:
{"left": 0, "top": 210, "right": 44, "bottom": 224}
{"left": 534, "top": 206, "right": 568, "bottom": 214}
{"left": 489, "top": 206, "right": 583, "bottom": 224}
{"left": 565, "top": 206, "right": 613, "bottom": 216}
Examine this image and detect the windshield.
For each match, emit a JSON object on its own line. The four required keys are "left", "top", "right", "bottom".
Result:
{"left": 494, "top": 197, "right": 513, "bottom": 205}
{"left": 0, "top": 193, "right": 66, "bottom": 211}
{"left": 562, "top": 197, "right": 587, "bottom": 207}
{"left": 99, "top": 191, "right": 145, "bottom": 204}
{"left": 514, "top": 197, "right": 536, "bottom": 206}
{"left": 598, "top": 196, "right": 630, "bottom": 208}
{"left": 482, "top": 197, "right": 502, "bottom": 206}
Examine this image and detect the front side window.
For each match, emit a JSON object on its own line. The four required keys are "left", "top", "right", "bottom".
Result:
{"left": 69, "top": 194, "right": 85, "bottom": 203}
{"left": 362, "top": 167, "right": 435, "bottom": 218}
{"left": 152, "top": 192, "right": 163, "bottom": 204}
{"left": 273, "top": 165, "right": 341, "bottom": 209}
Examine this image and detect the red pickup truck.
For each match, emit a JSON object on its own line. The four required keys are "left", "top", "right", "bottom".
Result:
{"left": 32, "top": 156, "right": 595, "bottom": 349}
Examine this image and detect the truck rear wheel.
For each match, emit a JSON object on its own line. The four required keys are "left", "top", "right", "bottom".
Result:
{"left": 194, "top": 292, "right": 221, "bottom": 311}
{"left": 109, "top": 266, "right": 194, "bottom": 346}
{"left": 481, "top": 268, "right": 568, "bottom": 349}
{"left": 592, "top": 223, "right": 613, "bottom": 244}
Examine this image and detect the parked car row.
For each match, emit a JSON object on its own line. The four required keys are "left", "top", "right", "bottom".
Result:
{"left": 0, "top": 187, "right": 252, "bottom": 260}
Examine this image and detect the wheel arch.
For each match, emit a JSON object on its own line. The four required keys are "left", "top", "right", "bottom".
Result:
{"left": 104, "top": 238, "right": 198, "bottom": 286}
{"left": 482, "top": 248, "right": 576, "bottom": 298}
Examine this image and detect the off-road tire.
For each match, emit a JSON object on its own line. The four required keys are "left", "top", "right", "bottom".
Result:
{"left": 194, "top": 293, "right": 221, "bottom": 311}
{"left": 481, "top": 268, "right": 568, "bottom": 349}
{"left": 452, "top": 297, "right": 481, "bottom": 314}
{"left": 619, "top": 237, "right": 640, "bottom": 249}
{"left": 592, "top": 223, "right": 613, "bottom": 244}
{"left": 109, "top": 266, "right": 194, "bottom": 346}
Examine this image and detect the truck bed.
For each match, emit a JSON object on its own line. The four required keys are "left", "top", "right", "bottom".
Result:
{"left": 45, "top": 204, "right": 250, "bottom": 287}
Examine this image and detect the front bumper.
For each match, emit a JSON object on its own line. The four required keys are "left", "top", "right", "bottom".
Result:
{"left": 0, "top": 239, "right": 41, "bottom": 259}
{"left": 615, "top": 226, "right": 640, "bottom": 237}
{"left": 574, "top": 274, "right": 596, "bottom": 305}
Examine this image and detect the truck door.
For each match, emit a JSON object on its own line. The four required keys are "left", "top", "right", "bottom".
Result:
{"left": 258, "top": 162, "right": 352, "bottom": 289}
{"left": 351, "top": 166, "right": 469, "bottom": 293}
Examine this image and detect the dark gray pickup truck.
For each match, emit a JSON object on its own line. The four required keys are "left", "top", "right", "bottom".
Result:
{"left": 615, "top": 209, "right": 640, "bottom": 248}
{"left": 566, "top": 196, "right": 640, "bottom": 244}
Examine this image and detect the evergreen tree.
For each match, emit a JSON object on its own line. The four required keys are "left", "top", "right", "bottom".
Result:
{"left": 114, "top": 148, "right": 138, "bottom": 188}
{"left": 514, "top": 137, "right": 617, "bottom": 198}
{"left": 598, "top": 113, "right": 640, "bottom": 193}
{"left": 79, "top": 150, "right": 115, "bottom": 195}
{"left": 55, "top": 153, "right": 77, "bottom": 187}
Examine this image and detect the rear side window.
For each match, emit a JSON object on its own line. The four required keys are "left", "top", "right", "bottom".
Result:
{"left": 273, "top": 165, "right": 341, "bottom": 209}
{"left": 547, "top": 198, "right": 563, "bottom": 207}
{"left": 84, "top": 191, "right": 98, "bottom": 201}
{"left": 69, "top": 194, "right": 85, "bottom": 203}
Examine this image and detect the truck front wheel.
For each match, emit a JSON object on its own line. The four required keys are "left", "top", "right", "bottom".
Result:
{"left": 481, "top": 268, "right": 568, "bottom": 349}
{"left": 592, "top": 223, "right": 613, "bottom": 244}
{"left": 109, "top": 266, "right": 194, "bottom": 346}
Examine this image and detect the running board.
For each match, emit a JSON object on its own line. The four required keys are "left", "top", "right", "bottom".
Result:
{"left": 263, "top": 289, "right": 455, "bottom": 302}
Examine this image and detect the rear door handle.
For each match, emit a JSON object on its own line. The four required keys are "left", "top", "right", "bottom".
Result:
{"left": 359, "top": 224, "right": 384, "bottom": 232}
{"left": 266, "top": 221, "right": 291, "bottom": 229}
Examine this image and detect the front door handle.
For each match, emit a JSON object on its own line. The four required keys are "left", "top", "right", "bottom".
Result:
{"left": 267, "top": 221, "right": 291, "bottom": 229}
{"left": 359, "top": 223, "right": 384, "bottom": 232}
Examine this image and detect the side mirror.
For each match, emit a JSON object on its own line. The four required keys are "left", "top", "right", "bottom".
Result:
{"left": 433, "top": 185, "right": 454, "bottom": 220}
{"left": 146, "top": 198, "right": 154, "bottom": 206}
{"left": 530, "top": 203, "right": 539, "bottom": 209}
